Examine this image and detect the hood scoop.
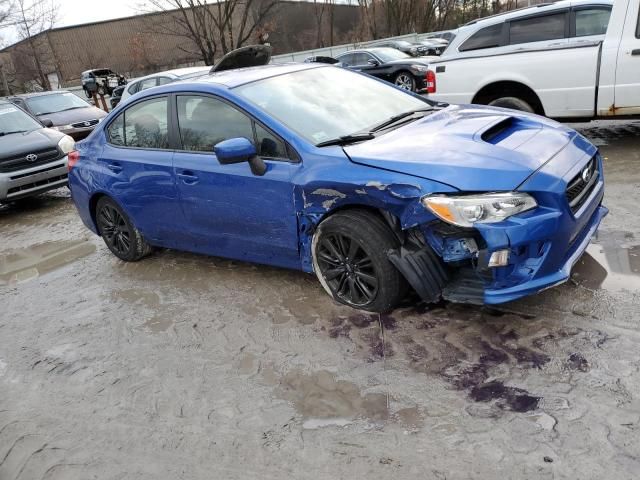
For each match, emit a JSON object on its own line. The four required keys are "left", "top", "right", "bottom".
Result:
{"left": 477, "top": 115, "right": 542, "bottom": 150}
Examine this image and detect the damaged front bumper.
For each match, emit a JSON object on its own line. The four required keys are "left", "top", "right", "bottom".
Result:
{"left": 390, "top": 165, "right": 608, "bottom": 306}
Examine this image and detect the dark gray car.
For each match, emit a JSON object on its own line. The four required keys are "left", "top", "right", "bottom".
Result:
{"left": 0, "top": 101, "right": 74, "bottom": 202}
{"left": 7, "top": 91, "right": 107, "bottom": 140}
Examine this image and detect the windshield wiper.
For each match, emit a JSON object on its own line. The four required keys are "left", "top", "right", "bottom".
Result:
{"left": 370, "top": 107, "right": 434, "bottom": 132}
{"left": 57, "top": 106, "right": 86, "bottom": 112}
{"left": 0, "top": 130, "right": 26, "bottom": 136}
{"left": 316, "top": 132, "right": 375, "bottom": 147}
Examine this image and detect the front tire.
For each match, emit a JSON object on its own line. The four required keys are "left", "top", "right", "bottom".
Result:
{"left": 394, "top": 71, "right": 416, "bottom": 92}
{"left": 95, "top": 197, "right": 152, "bottom": 261}
{"left": 312, "top": 210, "right": 406, "bottom": 312}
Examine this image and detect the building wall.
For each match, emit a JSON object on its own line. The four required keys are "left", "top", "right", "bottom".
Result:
{"left": 1, "top": 1, "right": 361, "bottom": 90}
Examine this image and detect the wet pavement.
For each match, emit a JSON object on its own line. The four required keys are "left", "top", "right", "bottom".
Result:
{"left": 1, "top": 120, "right": 640, "bottom": 479}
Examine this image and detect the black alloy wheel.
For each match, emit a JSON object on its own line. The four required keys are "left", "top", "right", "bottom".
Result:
{"left": 313, "top": 210, "right": 406, "bottom": 312}
{"left": 95, "top": 197, "right": 152, "bottom": 261}
{"left": 316, "top": 233, "right": 378, "bottom": 307}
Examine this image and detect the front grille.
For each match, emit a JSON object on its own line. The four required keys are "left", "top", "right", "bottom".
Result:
{"left": 566, "top": 155, "right": 599, "bottom": 214}
{"left": 7, "top": 173, "right": 68, "bottom": 195}
{"left": 71, "top": 118, "right": 99, "bottom": 128}
{"left": 0, "top": 147, "right": 62, "bottom": 173}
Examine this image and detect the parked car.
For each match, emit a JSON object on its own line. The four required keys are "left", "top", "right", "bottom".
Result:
{"left": 7, "top": 91, "right": 107, "bottom": 140}
{"left": 0, "top": 100, "right": 74, "bottom": 202}
{"left": 81, "top": 69, "right": 127, "bottom": 98}
{"left": 335, "top": 47, "right": 435, "bottom": 92}
{"left": 417, "top": 39, "right": 448, "bottom": 55}
{"left": 120, "top": 66, "right": 211, "bottom": 103}
{"left": 367, "top": 39, "right": 431, "bottom": 57}
{"left": 68, "top": 46, "right": 607, "bottom": 313}
{"left": 110, "top": 85, "right": 126, "bottom": 109}
{"left": 422, "top": 0, "right": 639, "bottom": 119}
{"left": 421, "top": 31, "right": 456, "bottom": 43}
{"left": 303, "top": 56, "right": 339, "bottom": 64}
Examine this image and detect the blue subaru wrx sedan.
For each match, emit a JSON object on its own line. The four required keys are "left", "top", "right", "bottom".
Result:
{"left": 68, "top": 57, "right": 607, "bottom": 312}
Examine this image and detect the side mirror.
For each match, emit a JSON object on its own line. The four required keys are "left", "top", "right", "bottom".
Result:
{"left": 214, "top": 137, "right": 266, "bottom": 176}
{"left": 367, "top": 59, "right": 380, "bottom": 66}
{"left": 41, "top": 118, "right": 54, "bottom": 128}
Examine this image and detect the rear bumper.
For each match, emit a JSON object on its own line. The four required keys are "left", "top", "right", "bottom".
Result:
{"left": 0, "top": 156, "right": 68, "bottom": 201}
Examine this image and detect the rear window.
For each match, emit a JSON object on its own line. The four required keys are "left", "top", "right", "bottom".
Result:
{"left": 509, "top": 12, "right": 566, "bottom": 45}
{"left": 459, "top": 24, "right": 503, "bottom": 52}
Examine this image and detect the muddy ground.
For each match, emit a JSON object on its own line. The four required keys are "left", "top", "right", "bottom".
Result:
{"left": 1, "top": 121, "right": 639, "bottom": 479}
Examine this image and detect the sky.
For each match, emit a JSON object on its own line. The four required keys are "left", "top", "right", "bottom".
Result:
{"left": 1, "top": 0, "right": 150, "bottom": 46}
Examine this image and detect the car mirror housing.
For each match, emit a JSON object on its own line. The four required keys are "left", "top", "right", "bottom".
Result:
{"left": 214, "top": 137, "right": 266, "bottom": 176}
{"left": 367, "top": 59, "right": 380, "bottom": 66}
{"left": 41, "top": 118, "right": 54, "bottom": 128}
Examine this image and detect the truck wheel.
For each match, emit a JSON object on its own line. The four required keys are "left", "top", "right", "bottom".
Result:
{"left": 394, "top": 72, "right": 416, "bottom": 92}
{"left": 312, "top": 210, "right": 406, "bottom": 312}
{"left": 488, "top": 96, "right": 534, "bottom": 113}
{"left": 95, "top": 197, "right": 152, "bottom": 262}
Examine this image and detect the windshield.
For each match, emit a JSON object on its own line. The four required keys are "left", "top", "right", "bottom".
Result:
{"left": 371, "top": 48, "right": 411, "bottom": 62}
{"left": 26, "top": 93, "right": 90, "bottom": 116}
{"left": 235, "top": 66, "right": 431, "bottom": 144}
{"left": 0, "top": 103, "right": 42, "bottom": 134}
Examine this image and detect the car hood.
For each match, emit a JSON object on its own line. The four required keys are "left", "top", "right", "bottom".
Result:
{"left": 0, "top": 128, "right": 63, "bottom": 158}
{"left": 385, "top": 58, "right": 434, "bottom": 66}
{"left": 344, "top": 104, "right": 579, "bottom": 191}
{"left": 38, "top": 106, "right": 107, "bottom": 125}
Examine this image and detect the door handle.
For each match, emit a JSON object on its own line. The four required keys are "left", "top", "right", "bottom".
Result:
{"left": 177, "top": 171, "right": 199, "bottom": 184}
{"left": 106, "top": 162, "right": 122, "bottom": 173}
{"left": 631, "top": 49, "right": 640, "bottom": 56}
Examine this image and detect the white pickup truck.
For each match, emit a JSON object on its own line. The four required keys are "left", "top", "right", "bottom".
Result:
{"left": 425, "top": 0, "right": 640, "bottom": 120}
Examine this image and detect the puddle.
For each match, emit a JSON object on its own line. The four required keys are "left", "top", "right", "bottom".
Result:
{"left": 0, "top": 240, "right": 96, "bottom": 284}
{"left": 571, "top": 239, "right": 640, "bottom": 293}
{"left": 142, "top": 316, "right": 174, "bottom": 333}
{"left": 276, "top": 369, "right": 389, "bottom": 427}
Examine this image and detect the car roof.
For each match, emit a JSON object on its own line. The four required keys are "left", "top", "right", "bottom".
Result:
{"left": 184, "top": 62, "right": 320, "bottom": 88}
{"left": 461, "top": 0, "right": 612, "bottom": 28}
{"left": 132, "top": 66, "right": 210, "bottom": 84}
{"left": 339, "top": 47, "right": 404, "bottom": 56}
{"left": 9, "top": 90, "right": 74, "bottom": 99}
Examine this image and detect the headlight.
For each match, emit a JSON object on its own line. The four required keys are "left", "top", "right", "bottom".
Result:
{"left": 58, "top": 135, "right": 76, "bottom": 154}
{"left": 411, "top": 64, "right": 428, "bottom": 72}
{"left": 422, "top": 192, "right": 537, "bottom": 227}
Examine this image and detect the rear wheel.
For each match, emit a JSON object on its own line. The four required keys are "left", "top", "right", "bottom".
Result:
{"left": 394, "top": 71, "right": 416, "bottom": 92}
{"left": 487, "top": 96, "right": 535, "bottom": 113}
{"left": 312, "top": 210, "right": 406, "bottom": 312}
{"left": 95, "top": 197, "right": 152, "bottom": 261}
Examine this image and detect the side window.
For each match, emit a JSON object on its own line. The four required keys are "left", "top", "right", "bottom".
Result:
{"left": 255, "top": 123, "right": 287, "bottom": 159}
{"left": 352, "top": 53, "right": 372, "bottom": 66}
{"left": 459, "top": 24, "right": 504, "bottom": 52}
{"left": 156, "top": 77, "right": 172, "bottom": 86}
{"left": 107, "top": 97, "right": 168, "bottom": 149}
{"left": 138, "top": 77, "right": 158, "bottom": 92}
{"left": 509, "top": 13, "right": 566, "bottom": 45}
{"left": 108, "top": 113, "right": 125, "bottom": 146}
{"left": 338, "top": 53, "right": 354, "bottom": 66}
{"left": 177, "top": 95, "right": 253, "bottom": 152}
{"left": 636, "top": 7, "right": 640, "bottom": 38}
{"left": 575, "top": 8, "right": 611, "bottom": 37}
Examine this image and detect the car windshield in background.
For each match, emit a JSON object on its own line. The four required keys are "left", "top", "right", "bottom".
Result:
{"left": 0, "top": 103, "right": 42, "bottom": 135}
{"left": 372, "top": 48, "right": 411, "bottom": 62}
{"left": 235, "top": 66, "right": 430, "bottom": 144}
{"left": 26, "top": 93, "right": 90, "bottom": 116}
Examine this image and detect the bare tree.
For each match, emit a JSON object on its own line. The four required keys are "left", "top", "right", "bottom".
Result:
{"left": 13, "top": 0, "right": 58, "bottom": 90}
{"left": 143, "top": 0, "right": 281, "bottom": 65}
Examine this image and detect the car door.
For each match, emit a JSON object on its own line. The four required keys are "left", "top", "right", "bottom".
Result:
{"left": 99, "top": 95, "right": 182, "bottom": 242}
{"left": 613, "top": 0, "right": 640, "bottom": 112}
{"left": 171, "top": 94, "right": 300, "bottom": 268}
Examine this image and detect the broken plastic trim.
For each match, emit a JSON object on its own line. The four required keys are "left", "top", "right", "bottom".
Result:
{"left": 210, "top": 45, "right": 272, "bottom": 73}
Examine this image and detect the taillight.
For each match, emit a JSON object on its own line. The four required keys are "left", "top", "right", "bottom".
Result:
{"left": 67, "top": 150, "right": 80, "bottom": 171}
{"left": 425, "top": 70, "right": 436, "bottom": 94}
